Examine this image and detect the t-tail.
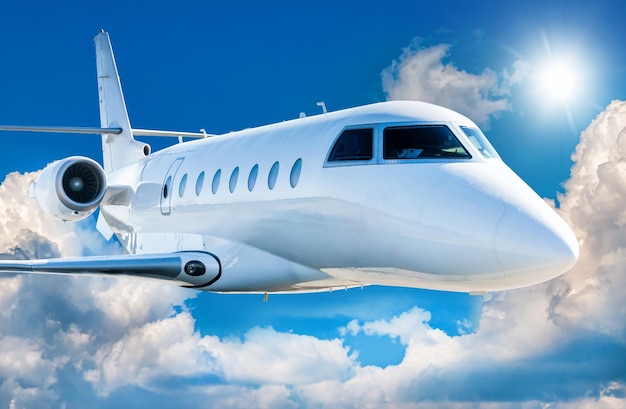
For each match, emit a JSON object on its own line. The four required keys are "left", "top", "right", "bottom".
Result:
{"left": 0, "top": 30, "right": 210, "bottom": 233}
{"left": 95, "top": 30, "right": 150, "bottom": 173}
{"left": 0, "top": 30, "right": 210, "bottom": 175}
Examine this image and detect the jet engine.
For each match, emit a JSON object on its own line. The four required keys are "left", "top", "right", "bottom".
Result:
{"left": 32, "top": 156, "right": 107, "bottom": 221}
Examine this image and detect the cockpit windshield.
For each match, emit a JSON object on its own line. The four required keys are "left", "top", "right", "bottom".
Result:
{"left": 460, "top": 126, "right": 500, "bottom": 159}
{"left": 384, "top": 125, "right": 471, "bottom": 159}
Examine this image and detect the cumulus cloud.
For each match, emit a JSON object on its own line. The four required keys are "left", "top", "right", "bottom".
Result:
{"left": 0, "top": 171, "right": 199, "bottom": 406}
{"left": 551, "top": 100, "right": 626, "bottom": 340}
{"left": 85, "top": 312, "right": 356, "bottom": 396}
{"left": 84, "top": 312, "right": 219, "bottom": 395}
{"left": 214, "top": 326, "right": 355, "bottom": 385}
{"left": 381, "top": 43, "right": 529, "bottom": 125}
{"left": 342, "top": 307, "right": 434, "bottom": 345}
{"left": 0, "top": 336, "right": 64, "bottom": 389}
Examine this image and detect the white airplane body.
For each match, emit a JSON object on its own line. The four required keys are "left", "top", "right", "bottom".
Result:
{"left": 0, "top": 31, "right": 579, "bottom": 295}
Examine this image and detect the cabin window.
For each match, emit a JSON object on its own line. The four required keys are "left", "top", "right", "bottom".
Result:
{"left": 328, "top": 129, "right": 373, "bottom": 161}
{"left": 290, "top": 158, "right": 302, "bottom": 188}
{"left": 179, "top": 174, "right": 188, "bottom": 197}
{"left": 268, "top": 161, "right": 279, "bottom": 190}
{"left": 460, "top": 126, "right": 500, "bottom": 159}
{"left": 248, "top": 164, "right": 259, "bottom": 192}
{"left": 229, "top": 167, "right": 239, "bottom": 193}
{"left": 195, "top": 171, "right": 205, "bottom": 196}
{"left": 383, "top": 125, "right": 471, "bottom": 159}
{"left": 212, "top": 169, "right": 221, "bottom": 194}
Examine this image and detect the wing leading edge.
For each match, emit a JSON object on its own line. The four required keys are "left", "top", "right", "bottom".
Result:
{"left": 0, "top": 252, "right": 221, "bottom": 289}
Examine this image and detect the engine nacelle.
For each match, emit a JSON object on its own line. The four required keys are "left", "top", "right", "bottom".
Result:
{"left": 32, "top": 156, "right": 107, "bottom": 221}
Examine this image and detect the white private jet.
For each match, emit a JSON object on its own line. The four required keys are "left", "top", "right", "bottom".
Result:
{"left": 0, "top": 31, "right": 578, "bottom": 295}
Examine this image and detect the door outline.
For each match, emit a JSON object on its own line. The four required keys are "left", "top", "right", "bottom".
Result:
{"left": 160, "top": 157, "right": 184, "bottom": 215}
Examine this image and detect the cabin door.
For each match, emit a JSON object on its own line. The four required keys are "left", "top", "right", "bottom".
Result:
{"left": 160, "top": 157, "right": 184, "bottom": 215}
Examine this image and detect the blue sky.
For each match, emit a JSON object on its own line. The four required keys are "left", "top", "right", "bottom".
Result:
{"left": 0, "top": 1, "right": 626, "bottom": 408}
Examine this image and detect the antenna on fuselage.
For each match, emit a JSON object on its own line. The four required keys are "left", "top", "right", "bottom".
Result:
{"left": 316, "top": 101, "right": 327, "bottom": 114}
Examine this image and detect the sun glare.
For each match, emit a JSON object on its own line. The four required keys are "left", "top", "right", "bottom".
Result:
{"left": 531, "top": 48, "right": 590, "bottom": 131}
{"left": 539, "top": 61, "right": 579, "bottom": 101}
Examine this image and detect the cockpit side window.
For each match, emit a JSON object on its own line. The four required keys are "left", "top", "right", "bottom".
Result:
{"left": 328, "top": 129, "right": 373, "bottom": 161}
{"left": 460, "top": 126, "right": 500, "bottom": 159}
{"left": 383, "top": 125, "right": 471, "bottom": 159}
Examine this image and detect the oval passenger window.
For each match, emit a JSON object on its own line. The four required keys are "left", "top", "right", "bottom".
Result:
{"left": 229, "top": 167, "right": 239, "bottom": 193}
{"left": 248, "top": 164, "right": 259, "bottom": 192}
{"left": 212, "top": 169, "right": 221, "bottom": 194}
{"left": 268, "top": 161, "right": 279, "bottom": 190}
{"left": 290, "top": 158, "right": 302, "bottom": 188}
{"left": 195, "top": 171, "right": 205, "bottom": 196}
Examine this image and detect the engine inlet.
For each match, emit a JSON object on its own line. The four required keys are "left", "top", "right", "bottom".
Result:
{"left": 62, "top": 162, "right": 103, "bottom": 203}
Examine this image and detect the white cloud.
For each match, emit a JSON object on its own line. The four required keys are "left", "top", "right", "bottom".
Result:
{"left": 551, "top": 100, "right": 626, "bottom": 340}
{"left": 0, "top": 171, "right": 202, "bottom": 405}
{"left": 0, "top": 276, "right": 21, "bottom": 320}
{"left": 345, "top": 306, "right": 435, "bottom": 345}
{"left": 215, "top": 326, "right": 355, "bottom": 385}
{"left": 0, "top": 336, "right": 64, "bottom": 388}
{"left": 381, "top": 43, "right": 529, "bottom": 125}
{"left": 87, "top": 279, "right": 193, "bottom": 332}
{"left": 84, "top": 312, "right": 356, "bottom": 395}
{"left": 84, "top": 311, "right": 219, "bottom": 395}
{"left": 190, "top": 385, "right": 298, "bottom": 409}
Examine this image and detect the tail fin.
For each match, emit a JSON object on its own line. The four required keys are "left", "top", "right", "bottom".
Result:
{"left": 95, "top": 30, "right": 150, "bottom": 173}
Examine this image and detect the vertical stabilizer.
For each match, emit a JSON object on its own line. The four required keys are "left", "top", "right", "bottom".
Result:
{"left": 95, "top": 31, "right": 149, "bottom": 173}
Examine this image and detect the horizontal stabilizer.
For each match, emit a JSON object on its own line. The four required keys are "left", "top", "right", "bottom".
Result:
{"left": 0, "top": 125, "right": 212, "bottom": 138}
{"left": 0, "top": 125, "right": 122, "bottom": 134}
{"left": 0, "top": 251, "right": 221, "bottom": 289}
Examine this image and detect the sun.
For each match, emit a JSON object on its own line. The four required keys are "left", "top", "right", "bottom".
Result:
{"left": 529, "top": 34, "right": 594, "bottom": 130}
{"left": 538, "top": 60, "right": 580, "bottom": 101}
{"left": 541, "top": 63, "right": 578, "bottom": 99}
{"left": 532, "top": 53, "right": 589, "bottom": 131}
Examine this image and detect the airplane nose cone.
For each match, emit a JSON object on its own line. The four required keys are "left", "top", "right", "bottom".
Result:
{"left": 494, "top": 203, "right": 579, "bottom": 287}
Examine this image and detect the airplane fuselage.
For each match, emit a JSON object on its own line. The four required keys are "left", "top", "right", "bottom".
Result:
{"left": 101, "top": 101, "right": 579, "bottom": 293}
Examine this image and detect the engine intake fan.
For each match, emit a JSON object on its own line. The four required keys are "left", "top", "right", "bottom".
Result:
{"left": 33, "top": 156, "right": 107, "bottom": 221}
{"left": 59, "top": 160, "right": 106, "bottom": 210}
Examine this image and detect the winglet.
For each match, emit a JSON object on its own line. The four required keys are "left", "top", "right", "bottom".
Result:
{"left": 95, "top": 31, "right": 150, "bottom": 173}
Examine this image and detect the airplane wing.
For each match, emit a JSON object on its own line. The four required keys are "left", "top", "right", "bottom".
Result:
{"left": 0, "top": 251, "right": 221, "bottom": 289}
